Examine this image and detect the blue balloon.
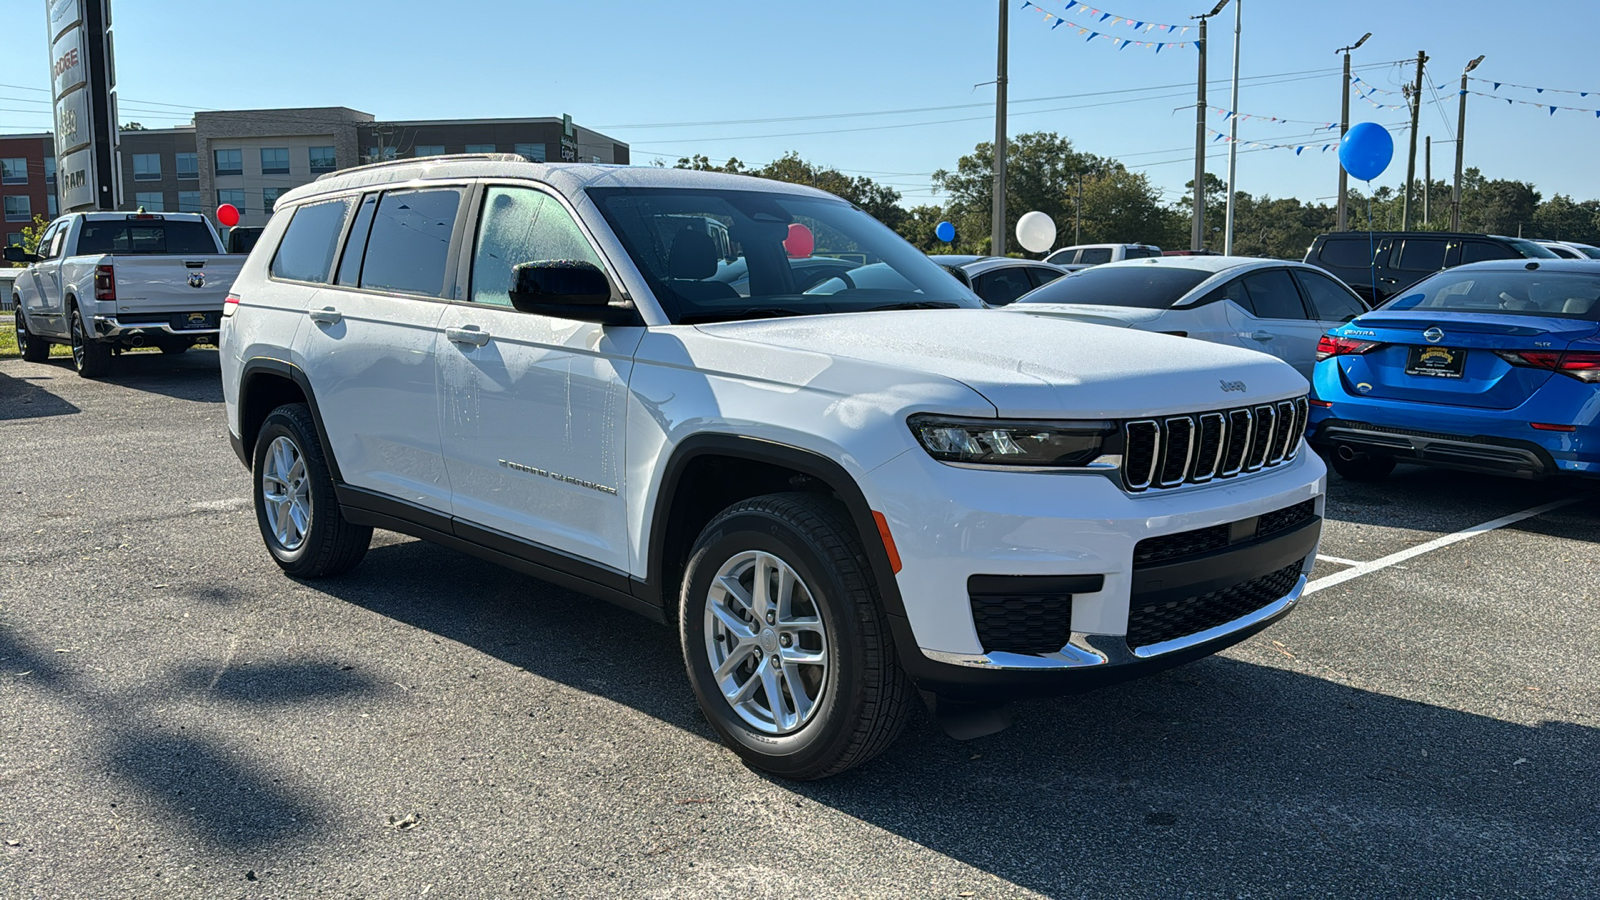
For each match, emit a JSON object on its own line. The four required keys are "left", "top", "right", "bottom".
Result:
{"left": 1338, "top": 122, "right": 1394, "bottom": 182}
{"left": 935, "top": 221, "right": 956, "bottom": 243}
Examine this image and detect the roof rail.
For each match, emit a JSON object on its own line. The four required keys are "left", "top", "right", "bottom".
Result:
{"left": 314, "top": 152, "right": 527, "bottom": 182}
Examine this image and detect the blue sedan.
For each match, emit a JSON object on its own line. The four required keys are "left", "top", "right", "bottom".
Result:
{"left": 1307, "top": 260, "right": 1600, "bottom": 482}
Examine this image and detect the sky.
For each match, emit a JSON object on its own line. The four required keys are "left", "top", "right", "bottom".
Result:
{"left": 2, "top": 0, "right": 1596, "bottom": 216}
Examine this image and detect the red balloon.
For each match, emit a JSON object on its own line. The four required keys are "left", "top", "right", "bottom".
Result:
{"left": 783, "top": 223, "right": 814, "bottom": 259}
{"left": 216, "top": 203, "right": 240, "bottom": 227}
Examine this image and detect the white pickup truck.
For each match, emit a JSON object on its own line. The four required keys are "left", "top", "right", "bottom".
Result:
{"left": 7, "top": 211, "right": 244, "bottom": 377}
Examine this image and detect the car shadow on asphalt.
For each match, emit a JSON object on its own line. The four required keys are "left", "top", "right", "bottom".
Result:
{"left": 91, "top": 350, "right": 225, "bottom": 403}
{"left": 320, "top": 538, "right": 1600, "bottom": 896}
{"left": 1324, "top": 462, "right": 1598, "bottom": 536}
{"left": 0, "top": 370, "right": 81, "bottom": 420}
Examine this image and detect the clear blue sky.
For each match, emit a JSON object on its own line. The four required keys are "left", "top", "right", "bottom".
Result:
{"left": 2, "top": 0, "right": 1595, "bottom": 213}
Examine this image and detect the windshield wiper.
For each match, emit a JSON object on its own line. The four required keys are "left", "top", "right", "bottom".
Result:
{"left": 861, "top": 301, "right": 965, "bottom": 312}
{"left": 680, "top": 307, "right": 813, "bottom": 324}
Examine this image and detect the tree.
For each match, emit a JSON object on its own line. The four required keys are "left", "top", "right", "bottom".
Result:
{"left": 673, "top": 151, "right": 907, "bottom": 232}
{"left": 7, "top": 214, "right": 51, "bottom": 266}
{"left": 1532, "top": 193, "right": 1600, "bottom": 244}
{"left": 896, "top": 204, "right": 950, "bottom": 252}
{"left": 121, "top": 122, "right": 147, "bottom": 131}
{"left": 674, "top": 153, "right": 747, "bottom": 173}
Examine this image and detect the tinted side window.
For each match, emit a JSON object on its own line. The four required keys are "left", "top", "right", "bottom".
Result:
{"left": 1026, "top": 266, "right": 1065, "bottom": 288}
{"left": 471, "top": 186, "right": 604, "bottom": 308}
{"left": 1295, "top": 270, "right": 1366, "bottom": 322}
{"left": 1460, "top": 240, "right": 1518, "bottom": 265}
{"left": 34, "top": 222, "right": 59, "bottom": 258}
{"left": 1079, "top": 247, "right": 1112, "bottom": 265}
{"left": 975, "top": 268, "right": 1035, "bottom": 306}
{"left": 1390, "top": 238, "right": 1448, "bottom": 272}
{"left": 359, "top": 189, "right": 462, "bottom": 297}
{"left": 269, "top": 199, "right": 353, "bottom": 284}
{"left": 1241, "top": 269, "right": 1309, "bottom": 319}
{"left": 1316, "top": 237, "right": 1374, "bottom": 268}
{"left": 335, "top": 195, "right": 377, "bottom": 286}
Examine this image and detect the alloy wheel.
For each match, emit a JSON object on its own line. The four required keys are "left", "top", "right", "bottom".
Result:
{"left": 261, "top": 435, "right": 311, "bottom": 551}
{"left": 703, "top": 550, "right": 830, "bottom": 735}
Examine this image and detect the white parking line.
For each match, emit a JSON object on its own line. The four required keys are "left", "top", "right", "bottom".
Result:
{"left": 1305, "top": 498, "right": 1581, "bottom": 596}
{"left": 1315, "top": 554, "right": 1363, "bottom": 567}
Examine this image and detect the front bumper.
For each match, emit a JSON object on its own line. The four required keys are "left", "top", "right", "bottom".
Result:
{"left": 864, "top": 446, "right": 1326, "bottom": 699}
{"left": 93, "top": 314, "right": 221, "bottom": 341}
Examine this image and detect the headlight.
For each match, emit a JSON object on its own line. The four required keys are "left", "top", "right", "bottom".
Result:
{"left": 908, "top": 414, "right": 1116, "bottom": 467}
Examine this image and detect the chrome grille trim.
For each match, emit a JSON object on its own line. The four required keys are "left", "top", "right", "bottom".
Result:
{"left": 1120, "top": 397, "right": 1308, "bottom": 493}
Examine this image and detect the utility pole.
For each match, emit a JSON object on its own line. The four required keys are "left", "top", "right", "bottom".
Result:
{"left": 1074, "top": 173, "right": 1082, "bottom": 244}
{"left": 992, "top": 0, "right": 1008, "bottom": 256}
{"left": 1452, "top": 55, "right": 1485, "bottom": 231}
{"left": 1192, "top": 0, "right": 1230, "bottom": 252}
{"left": 1223, "top": 0, "right": 1242, "bottom": 255}
{"left": 1335, "top": 33, "right": 1370, "bottom": 232}
{"left": 1423, "top": 135, "right": 1431, "bottom": 224}
{"left": 1400, "top": 50, "right": 1426, "bottom": 230}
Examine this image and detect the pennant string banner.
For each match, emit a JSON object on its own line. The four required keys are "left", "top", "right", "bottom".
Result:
{"left": 1039, "top": 0, "right": 1191, "bottom": 34}
{"left": 1465, "top": 89, "right": 1600, "bottom": 117}
{"left": 1469, "top": 75, "right": 1594, "bottom": 99}
{"left": 1209, "top": 106, "right": 1338, "bottom": 130}
{"left": 1205, "top": 126, "right": 1338, "bottom": 155}
{"left": 1021, "top": 2, "right": 1198, "bottom": 51}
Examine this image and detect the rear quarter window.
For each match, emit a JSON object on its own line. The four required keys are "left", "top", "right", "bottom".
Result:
{"left": 269, "top": 199, "right": 354, "bottom": 284}
{"left": 1316, "top": 238, "right": 1374, "bottom": 269}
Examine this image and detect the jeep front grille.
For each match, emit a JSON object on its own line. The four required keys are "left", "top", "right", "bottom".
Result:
{"left": 1122, "top": 397, "right": 1309, "bottom": 492}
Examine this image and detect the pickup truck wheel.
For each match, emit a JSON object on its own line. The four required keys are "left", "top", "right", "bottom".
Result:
{"left": 680, "top": 493, "right": 912, "bottom": 780}
{"left": 68, "top": 306, "right": 112, "bottom": 377}
{"left": 15, "top": 307, "right": 49, "bottom": 363}
{"left": 252, "top": 403, "right": 371, "bottom": 577}
{"left": 157, "top": 340, "right": 190, "bottom": 355}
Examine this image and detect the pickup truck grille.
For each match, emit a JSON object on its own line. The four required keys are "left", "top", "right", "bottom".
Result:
{"left": 1122, "top": 397, "right": 1309, "bottom": 492}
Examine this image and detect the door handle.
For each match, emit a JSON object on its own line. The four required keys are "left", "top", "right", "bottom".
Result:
{"left": 1247, "top": 331, "right": 1274, "bottom": 341}
{"left": 308, "top": 307, "right": 341, "bottom": 324}
{"left": 445, "top": 325, "right": 491, "bottom": 347}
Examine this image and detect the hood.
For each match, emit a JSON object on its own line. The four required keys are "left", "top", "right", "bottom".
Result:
{"left": 1004, "top": 303, "right": 1168, "bottom": 328}
{"left": 694, "top": 309, "right": 1307, "bottom": 419}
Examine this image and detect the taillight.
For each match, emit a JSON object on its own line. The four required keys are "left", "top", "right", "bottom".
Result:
{"left": 1495, "top": 349, "right": 1600, "bottom": 383}
{"left": 94, "top": 264, "right": 115, "bottom": 301}
{"left": 222, "top": 291, "right": 241, "bottom": 317}
{"left": 1316, "top": 334, "right": 1380, "bottom": 361}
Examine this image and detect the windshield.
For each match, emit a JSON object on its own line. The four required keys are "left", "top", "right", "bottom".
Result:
{"left": 1013, "top": 264, "right": 1213, "bottom": 309}
{"left": 1506, "top": 238, "right": 1560, "bottom": 259}
{"left": 77, "top": 220, "right": 218, "bottom": 255}
{"left": 1579, "top": 246, "right": 1600, "bottom": 260}
{"left": 1382, "top": 270, "right": 1600, "bottom": 321}
{"left": 588, "top": 187, "right": 979, "bottom": 323}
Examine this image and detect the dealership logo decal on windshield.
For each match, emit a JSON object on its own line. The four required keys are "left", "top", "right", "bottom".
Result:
{"left": 498, "top": 459, "right": 617, "bottom": 495}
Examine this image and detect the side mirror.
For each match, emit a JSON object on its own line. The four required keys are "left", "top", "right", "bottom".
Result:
{"left": 507, "top": 260, "right": 638, "bottom": 325}
{"left": 4, "top": 246, "right": 39, "bottom": 264}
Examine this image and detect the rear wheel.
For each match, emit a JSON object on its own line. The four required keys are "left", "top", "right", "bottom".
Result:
{"left": 157, "top": 340, "right": 191, "bottom": 355}
{"left": 68, "top": 304, "right": 112, "bottom": 378}
{"left": 15, "top": 306, "right": 49, "bottom": 363}
{"left": 679, "top": 493, "right": 912, "bottom": 780}
{"left": 1330, "top": 452, "right": 1396, "bottom": 482}
{"left": 252, "top": 403, "right": 371, "bottom": 577}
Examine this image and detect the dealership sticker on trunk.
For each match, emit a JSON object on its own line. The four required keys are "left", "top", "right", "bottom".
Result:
{"left": 1406, "top": 345, "right": 1466, "bottom": 378}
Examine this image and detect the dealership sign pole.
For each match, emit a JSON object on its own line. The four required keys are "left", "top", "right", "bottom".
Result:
{"left": 48, "top": 0, "right": 121, "bottom": 213}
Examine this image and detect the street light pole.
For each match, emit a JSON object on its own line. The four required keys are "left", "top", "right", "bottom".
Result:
{"left": 1452, "top": 55, "right": 1485, "bottom": 231}
{"left": 1191, "top": 0, "right": 1230, "bottom": 252}
{"left": 1334, "top": 33, "right": 1370, "bottom": 232}
{"left": 992, "top": 0, "right": 1009, "bottom": 256}
{"left": 1223, "top": 0, "right": 1242, "bottom": 255}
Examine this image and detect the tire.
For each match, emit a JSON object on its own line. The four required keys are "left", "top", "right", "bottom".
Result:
{"left": 157, "top": 340, "right": 191, "bottom": 355}
{"left": 679, "top": 493, "right": 913, "bottom": 779}
{"left": 15, "top": 305, "right": 49, "bottom": 363}
{"left": 68, "top": 304, "right": 112, "bottom": 378}
{"left": 251, "top": 403, "right": 371, "bottom": 577}
{"left": 1330, "top": 451, "right": 1396, "bottom": 482}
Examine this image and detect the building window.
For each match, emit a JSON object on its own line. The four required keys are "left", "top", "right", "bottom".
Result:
{"left": 4, "top": 195, "right": 31, "bottom": 221}
{"left": 1, "top": 158, "right": 27, "bottom": 185}
{"left": 6, "top": 233, "right": 21, "bottom": 247}
{"left": 309, "top": 146, "right": 337, "bottom": 173}
{"left": 514, "top": 143, "right": 546, "bottom": 163}
{"left": 214, "top": 148, "right": 243, "bottom": 177}
{"left": 217, "top": 189, "right": 246, "bottom": 215}
{"left": 261, "top": 147, "right": 290, "bottom": 175}
{"left": 135, "top": 191, "right": 165, "bottom": 212}
{"left": 176, "top": 152, "right": 198, "bottom": 179}
{"left": 47, "top": 194, "right": 57, "bottom": 216}
{"left": 414, "top": 145, "right": 445, "bottom": 158}
{"left": 44, "top": 157, "right": 56, "bottom": 184}
{"left": 133, "top": 153, "right": 162, "bottom": 181}
{"left": 178, "top": 191, "right": 202, "bottom": 213}
{"left": 464, "top": 143, "right": 495, "bottom": 153}
{"left": 263, "top": 187, "right": 287, "bottom": 212}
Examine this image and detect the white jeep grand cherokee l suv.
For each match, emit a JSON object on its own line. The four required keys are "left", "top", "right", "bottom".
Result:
{"left": 220, "top": 155, "right": 1325, "bottom": 779}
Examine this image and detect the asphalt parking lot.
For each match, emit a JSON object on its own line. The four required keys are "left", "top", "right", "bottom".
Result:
{"left": 2, "top": 351, "right": 1597, "bottom": 899}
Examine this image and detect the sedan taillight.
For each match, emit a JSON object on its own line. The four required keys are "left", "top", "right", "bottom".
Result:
{"left": 1496, "top": 349, "right": 1600, "bottom": 383}
{"left": 1316, "top": 334, "right": 1380, "bottom": 361}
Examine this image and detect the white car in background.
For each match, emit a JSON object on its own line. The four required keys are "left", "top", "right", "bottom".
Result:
{"left": 1536, "top": 240, "right": 1600, "bottom": 260}
{"left": 928, "top": 254, "right": 1070, "bottom": 305}
{"left": 1044, "top": 242, "right": 1162, "bottom": 271}
{"left": 1007, "top": 257, "right": 1370, "bottom": 378}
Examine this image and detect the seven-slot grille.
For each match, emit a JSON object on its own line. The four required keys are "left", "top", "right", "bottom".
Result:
{"left": 1122, "top": 397, "right": 1309, "bottom": 492}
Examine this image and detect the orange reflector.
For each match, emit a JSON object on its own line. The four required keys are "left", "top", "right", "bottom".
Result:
{"left": 872, "top": 511, "right": 902, "bottom": 574}
{"left": 1530, "top": 422, "right": 1576, "bottom": 432}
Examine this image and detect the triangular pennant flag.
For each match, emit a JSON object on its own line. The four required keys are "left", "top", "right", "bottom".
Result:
{"left": 1550, "top": 106, "right": 1558, "bottom": 115}
{"left": 1194, "top": 39, "right": 1202, "bottom": 51}
{"left": 1295, "top": 147, "right": 1304, "bottom": 155}
{"left": 1021, "top": 1, "right": 1031, "bottom": 8}
{"left": 1144, "top": 22, "right": 1155, "bottom": 31}
{"left": 1134, "top": 20, "right": 1143, "bottom": 29}
{"left": 1536, "top": 88, "right": 1544, "bottom": 94}
{"left": 1154, "top": 42, "right": 1163, "bottom": 53}
{"left": 1583, "top": 92, "right": 1590, "bottom": 98}
{"left": 1064, "top": 0, "right": 1077, "bottom": 8}
{"left": 1493, "top": 82, "right": 1501, "bottom": 90}
{"left": 1100, "top": 12, "right": 1111, "bottom": 22}
{"left": 1087, "top": 30, "right": 1098, "bottom": 41}
{"left": 1051, "top": 17, "right": 1063, "bottom": 28}
{"left": 1118, "top": 38, "right": 1130, "bottom": 49}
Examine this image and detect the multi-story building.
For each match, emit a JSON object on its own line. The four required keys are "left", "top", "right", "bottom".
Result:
{"left": 4, "top": 107, "right": 629, "bottom": 240}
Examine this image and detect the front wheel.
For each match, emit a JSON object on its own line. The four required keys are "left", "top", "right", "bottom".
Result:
{"left": 679, "top": 493, "right": 913, "bottom": 780}
{"left": 16, "top": 306, "right": 49, "bottom": 363}
{"left": 1330, "top": 451, "right": 1396, "bottom": 482}
{"left": 252, "top": 403, "right": 371, "bottom": 577}
{"left": 68, "top": 305, "right": 112, "bottom": 377}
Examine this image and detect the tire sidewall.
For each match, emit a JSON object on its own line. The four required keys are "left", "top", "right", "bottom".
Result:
{"left": 252, "top": 412, "right": 319, "bottom": 567}
{"left": 681, "top": 507, "right": 872, "bottom": 775}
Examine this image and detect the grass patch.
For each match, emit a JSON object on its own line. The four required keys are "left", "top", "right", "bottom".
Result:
{"left": 0, "top": 324, "right": 71, "bottom": 359}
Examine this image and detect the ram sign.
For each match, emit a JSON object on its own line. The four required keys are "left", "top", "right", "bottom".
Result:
{"left": 47, "top": 0, "right": 119, "bottom": 212}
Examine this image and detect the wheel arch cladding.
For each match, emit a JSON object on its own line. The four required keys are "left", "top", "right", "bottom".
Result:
{"left": 237, "top": 359, "right": 340, "bottom": 482}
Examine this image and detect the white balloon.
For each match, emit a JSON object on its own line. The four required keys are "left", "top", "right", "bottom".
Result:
{"left": 1015, "top": 211, "right": 1056, "bottom": 254}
